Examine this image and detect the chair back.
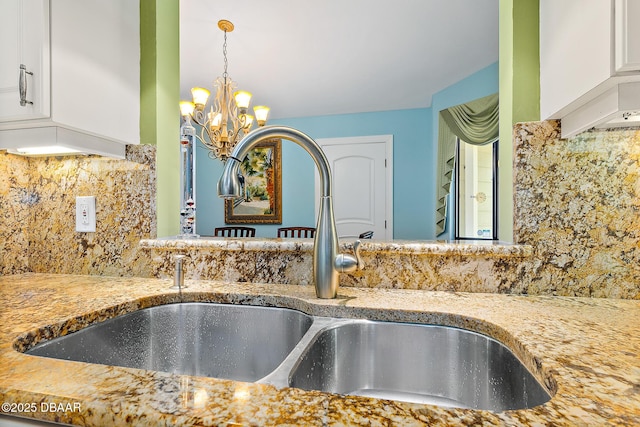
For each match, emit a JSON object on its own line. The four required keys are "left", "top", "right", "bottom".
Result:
{"left": 214, "top": 226, "right": 256, "bottom": 237}
{"left": 277, "top": 227, "right": 316, "bottom": 238}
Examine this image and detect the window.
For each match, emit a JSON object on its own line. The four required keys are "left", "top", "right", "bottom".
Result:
{"left": 454, "top": 138, "right": 498, "bottom": 240}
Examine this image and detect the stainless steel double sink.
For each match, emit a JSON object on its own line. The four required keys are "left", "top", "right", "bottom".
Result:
{"left": 25, "top": 303, "right": 551, "bottom": 411}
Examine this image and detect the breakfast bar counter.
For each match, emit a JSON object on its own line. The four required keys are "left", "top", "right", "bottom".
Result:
{"left": 0, "top": 273, "right": 638, "bottom": 426}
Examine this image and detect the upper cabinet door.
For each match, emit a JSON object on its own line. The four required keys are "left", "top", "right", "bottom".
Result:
{"left": 50, "top": 0, "right": 140, "bottom": 144}
{"left": 540, "top": 0, "right": 640, "bottom": 137}
{"left": 539, "top": 0, "right": 613, "bottom": 120}
{"left": 0, "top": 0, "right": 50, "bottom": 122}
{"left": 615, "top": 0, "right": 640, "bottom": 72}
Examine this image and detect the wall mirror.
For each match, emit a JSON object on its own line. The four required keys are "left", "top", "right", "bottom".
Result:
{"left": 180, "top": 0, "right": 499, "bottom": 240}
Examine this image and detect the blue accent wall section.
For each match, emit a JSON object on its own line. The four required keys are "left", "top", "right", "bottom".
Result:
{"left": 195, "top": 145, "right": 225, "bottom": 237}
{"left": 271, "top": 108, "right": 431, "bottom": 240}
{"left": 195, "top": 62, "right": 498, "bottom": 240}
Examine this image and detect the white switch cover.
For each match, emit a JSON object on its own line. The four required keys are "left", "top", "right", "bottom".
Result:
{"left": 76, "top": 196, "right": 96, "bottom": 232}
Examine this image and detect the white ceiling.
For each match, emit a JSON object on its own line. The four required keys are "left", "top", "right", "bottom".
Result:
{"left": 180, "top": 0, "right": 498, "bottom": 120}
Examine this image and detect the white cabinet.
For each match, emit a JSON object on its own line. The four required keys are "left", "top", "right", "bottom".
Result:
{"left": 0, "top": 0, "right": 139, "bottom": 157}
{"left": 0, "top": 0, "right": 49, "bottom": 122}
{"left": 540, "top": 0, "right": 640, "bottom": 138}
{"left": 615, "top": 0, "right": 640, "bottom": 72}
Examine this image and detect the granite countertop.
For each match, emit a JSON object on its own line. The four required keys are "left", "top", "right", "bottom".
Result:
{"left": 139, "top": 237, "right": 533, "bottom": 257}
{"left": 0, "top": 273, "right": 638, "bottom": 426}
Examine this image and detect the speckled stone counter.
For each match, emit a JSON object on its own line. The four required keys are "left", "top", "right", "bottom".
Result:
{"left": 140, "top": 238, "right": 533, "bottom": 294}
{"left": 1, "top": 274, "right": 638, "bottom": 426}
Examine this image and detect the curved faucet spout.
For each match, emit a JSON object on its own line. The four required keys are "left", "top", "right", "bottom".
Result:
{"left": 219, "top": 126, "right": 332, "bottom": 197}
{"left": 217, "top": 125, "right": 362, "bottom": 298}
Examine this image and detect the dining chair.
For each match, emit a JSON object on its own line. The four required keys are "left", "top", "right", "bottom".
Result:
{"left": 338, "top": 230, "right": 374, "bottom": 239}
{"left": 214, "top": 226, "right": 256, "bottom": 237}
{"left": 277, "top": 227, "right": 316, "bottom": 238}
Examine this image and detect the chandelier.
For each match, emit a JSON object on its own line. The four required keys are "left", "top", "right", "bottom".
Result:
{"left": 179, "top": 19, "right": 270, "bottom": 161}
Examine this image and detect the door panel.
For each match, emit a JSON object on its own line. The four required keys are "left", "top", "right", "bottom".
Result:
{"left": 316, "top": 136, "right": 392, "bottom": 240}
{"left": 332, "top": 149, "right": 378, "bottom": 229}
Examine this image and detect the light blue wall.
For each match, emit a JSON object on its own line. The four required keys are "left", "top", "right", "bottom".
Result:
{"left": 270, "top": 108, "right": 432, "bottom": 240}
{"left": 195, "top": 62, "right": 498, "bottom": 240}
{"left": 194, "top": 133, "right": 325, "bottom": 237}
{"left": 194, "top": 145, "right": 224, "bottom": 236}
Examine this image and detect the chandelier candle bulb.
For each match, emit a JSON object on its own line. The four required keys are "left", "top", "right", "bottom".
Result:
{"left": 254, "top": 106, "right": 270, "bottom": 126}
{"left": 179, "top": 101, "right": 195, "bottom": 117}
{"left": 191, "top": 87, "right": 210, "bottom": 108}
{"left": 234, "top": 91, "right": 252, "bottom": 111}
{"left": 208, "top": 109, "right": 222, "bottom": 130}
{"left": 243, "top": 115, "right": 254, "bottom": 130}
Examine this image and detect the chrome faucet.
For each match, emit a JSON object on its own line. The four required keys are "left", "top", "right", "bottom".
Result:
{"left": 217, "top": 125, "right": 363, "bottom": 298}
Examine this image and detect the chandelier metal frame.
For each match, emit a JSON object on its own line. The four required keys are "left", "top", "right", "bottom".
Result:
{"left": 180, "top": 20, "right": 269, "bottom": 161}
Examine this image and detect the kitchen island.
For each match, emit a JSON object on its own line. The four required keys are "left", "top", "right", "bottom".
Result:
{"left": 0, "top": 273, "right": 638, "bottom": 426}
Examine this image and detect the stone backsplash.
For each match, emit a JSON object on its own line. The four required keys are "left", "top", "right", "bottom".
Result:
{"left": 0, "top": 145, "right": 156, "bottom": 277}
{"left": 0, "top": 153, "right": 30, "bottom": 275}
{"left": 140, "top": 238, "right": 532, "bottom": 294}
{"left": 513, "top": 121, "right": 639, "bottom": 298}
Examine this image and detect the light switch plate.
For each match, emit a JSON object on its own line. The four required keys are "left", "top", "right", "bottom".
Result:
{"left": 75, "top": 196, "right": 96, "bottom": 232}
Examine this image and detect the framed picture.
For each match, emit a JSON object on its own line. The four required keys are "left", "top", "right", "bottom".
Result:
{"left": 224, "top": 138, "right": 282, "bottom": 224}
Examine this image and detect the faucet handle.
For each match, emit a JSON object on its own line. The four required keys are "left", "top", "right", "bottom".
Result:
{"left": 335, "top": 240, "right": 364, "bottom": 273}
{"left": 353, "top": 239, "right": 364, "bottom": 269}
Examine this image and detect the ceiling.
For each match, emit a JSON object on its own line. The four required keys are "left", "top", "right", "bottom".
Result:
{"left": 180, "top": 0, "right": 499, "bottom": 120}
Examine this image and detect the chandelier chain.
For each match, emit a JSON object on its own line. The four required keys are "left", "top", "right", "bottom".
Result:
{"left": 222, "top": 30, "right": 229, "bottom": 81}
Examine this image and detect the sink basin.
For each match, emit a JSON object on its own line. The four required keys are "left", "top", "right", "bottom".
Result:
{"left": 26, "top": 303, "right": 312, "bottom": 382}
{"left": 24, "top": 303, "right": 551, "bottom": 411}
{"left": 288, "top": 320, "right": 551, "bottom": 411}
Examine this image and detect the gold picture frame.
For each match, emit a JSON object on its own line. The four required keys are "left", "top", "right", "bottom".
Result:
{"left": 224, "top": 138, "right": 282, "bottom": 224}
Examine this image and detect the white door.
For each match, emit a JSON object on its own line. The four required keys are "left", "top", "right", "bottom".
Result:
{"left": 315, "top": 135, "right": 393, "bottom": 240}
{"left": 0, "top": 0, "right": 49, "bottom": 122}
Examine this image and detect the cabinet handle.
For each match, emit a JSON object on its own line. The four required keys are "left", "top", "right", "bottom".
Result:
{"left": 19, "top": 64, "right": 34, "bottom": 107}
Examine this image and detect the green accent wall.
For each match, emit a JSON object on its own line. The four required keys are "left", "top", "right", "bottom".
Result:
{"left": 140, "top": 3, "right": 156, "bottom": 147}
{"left": 499, "top": 0, "right": 539, "bottom": 241}
{"left": 140, "top": 0, "right": 180, "bottom": 237}
{"left": 512, "top": 1, "right": 540, "bottom": 123}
